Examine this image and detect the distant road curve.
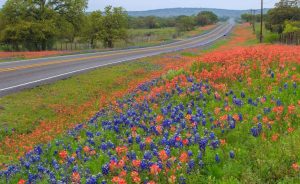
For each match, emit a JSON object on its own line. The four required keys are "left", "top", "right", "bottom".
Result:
{"left": 0, "top": 22, "right": 234, "bottom": 96}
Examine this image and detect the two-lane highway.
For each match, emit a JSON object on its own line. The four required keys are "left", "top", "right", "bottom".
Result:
{"left": 0, "top": 22, "right": 234, "bottom": 96}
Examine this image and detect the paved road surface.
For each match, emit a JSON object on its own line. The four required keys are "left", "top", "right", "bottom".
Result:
{"left": 0, "top": 22, "right": 234, "bottom": 96}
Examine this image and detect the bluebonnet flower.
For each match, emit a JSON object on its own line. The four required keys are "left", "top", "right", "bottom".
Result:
{"left": 101, "top": 164, "right": 109, "bottom": 175}
{"left": 230, "top": 151, "right": 235, "bottom": 159}
{"left": 215, "top": 154, "right": 220, "bottom": 163}
{"left": 251, "top": 127, "right": 260, "bottom": 137}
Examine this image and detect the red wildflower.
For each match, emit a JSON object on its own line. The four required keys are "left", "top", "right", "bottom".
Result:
{"left": 147, "top": 181, "right": 156, "bottom": 184}
{"left": 118, "top": 159, "right": 125, "bottom": 168}
{"left": 83, "top": 146, "right": 90, "bottom": 153}
{"left": 175, "top": 136, "right": 182, "bottom": 142}
{"left": 72, "top": 172, "right": 81, "bottom": 183}
{"left": 288, "top": 127, "right": 295, "bottom": 133}
{"left": 58, "top": 150, "right": 68, "bottom": 160}
{"left": 90, "top": 150, "right": 96, "bottom": 156}
{"left": 112, "top": 176, "right": 127, "bottom": 184}
{"left": 168, "top": 175, "right": 176, "bottom": 183}
{"left": 132, "top": 160, "right": 141, "bottom": 168}
{"left": 119, "top": 170, "right": 127, "bottom": 178}
{"left": 18, "top": 179, "right": 26, "bottom": 184}
{"left": 179, "top": 152, "right": 188, "bottom": 163}
{"left": 145, "top": 137, "right": 152, "bottom": 144}
{"left": 214, "top": 107, "right": 221, "bottom": 115}
{"left": 155, "top": 125, "right": 163, "bottom": 134}
{"left": 150, "top": 164, "right": 161, "bottom": 175}
{"left": 273, "top": 106, "right": 284, "bottom": 115}
{"left": 158, "top": 150, "right": 168, "bottom": 161}
{"left": 116, "top": 146, "right": 128, "bottom": 155}
{"left": 292, "top": 163, "right": 299, "bottom": 171}
{"left": 288, "top": 105, "right": 296, "bottom": 114}
{"left": 220, "top": 139, "right": 226, "bottom": 146}
{"left": 131, "top": 171, "right": 139, "bottom": 177}
{"left": 182, "top": 139, "right": 189, "bottom": 145}
{"left": 271, "top": 134, "right": 279, "bottom": 142}
{"left": 109, "top": 160, "right": 118, "bottom": 171}
{"left": 132, "top": 176, "right": 141, "bottom": 184}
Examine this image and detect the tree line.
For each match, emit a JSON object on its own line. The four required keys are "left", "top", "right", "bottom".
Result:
{"left": 128, "top": 11, "right": 219, "bottom": 31}
{"left": 0, "top": 0, "right": 219, "bottom": 51}
{"left": 241, "top": 0, "right": 300, "bottom": 43}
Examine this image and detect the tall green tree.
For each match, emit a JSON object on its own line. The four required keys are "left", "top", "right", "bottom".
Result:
{"left": 0, "top": 0, "right": 87, "bottom": 50}
{"left": 82, "top": 11, "right": 103, "bottom": 49}
{"left": 265, "top": 2, "right": 300, "bottom": 33}
{"left": 195, "top": 11, "right": 218, "bottom": 26}
{"left": 100, "top": 6, "right": 128, "bottom": 48}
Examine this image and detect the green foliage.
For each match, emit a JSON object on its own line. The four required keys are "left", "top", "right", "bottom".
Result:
{"left": 283, "top": 21, "right": 300, "bottom": 34}
{"left": 100, "top": 6, "right": 128, "bottom": 48}
{"left": 265, "top": 1, "right": 300, "bottom": 33}
{"left": 176, "top": 16, "right": 196, "bottom": 32}
{"left": 240, "top": 13, "right": 267, "bottom": 23}
{"left": 195, "top": 11, "right": 219, "bottom": 26}
{"left": 82, "top": 11, "right": 103, "bottom": 49}
{"left": 241, "top": 14, "right": 253, "bottom": 23}
{"left": 263, "top": 32, "right": 280, "bottom": 43}
{"left": 0, "top": 0, "right": 88, "bottom": 51}
{"left": 128, "top": 16, "right": 177, "bottom": 29}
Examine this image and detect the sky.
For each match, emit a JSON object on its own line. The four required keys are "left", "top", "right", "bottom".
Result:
{"left": 0, "top": 0, "right": 278, "bottom": 11}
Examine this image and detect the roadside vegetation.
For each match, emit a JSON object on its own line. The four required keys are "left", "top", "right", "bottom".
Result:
{"left": 0, "top": 1, "right": 299, "bottom": 183}
{"left": 1, "top": 22, "right": 299, "bottom": 183}
{"left": 240, "top": 0, "right": 300, "bottom": 44}
{"left": 0, "top": 1, "right": 220, "bottom": 53}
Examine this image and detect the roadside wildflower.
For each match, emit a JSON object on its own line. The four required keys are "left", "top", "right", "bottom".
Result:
{"left": 72, "top": 172, "right": 81, "bottom": 183}
{"left": 292, "top": 163, "right": 299, "bottom": 171}
{"left": 150, "top": 164, "right": 161, "bottom": 175}
{"left": 18, "top": 179, "right": 26, "bottom": 184}
{"left": 59, "top": 150, "right": 68, "bottom": 160}
{"left": 179, "top": 152, "right": 189, "bottom": 163}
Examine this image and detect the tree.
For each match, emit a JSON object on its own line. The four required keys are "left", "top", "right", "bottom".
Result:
{"left": 144, "top": 16, "right": 159, "bottom": 29}
{"left": 100, "top": 6, "right": 128, "bottom": 48}
{"left": 195, "top": 11, "right": 218, "bottom": 26}
{"left": 82, "top": 11, "right": 103, "bottom": 49}
{"left": 283, "top": 21, "right": 300, "bottom": 33}
{"left": 176, "top": 16, "right": 196, "bottom": 32}
{"left": 241, "top": 13, "right": 253, "bottom": 23}
{"left": 0, "top": 0, "right": 88, "bottom": 50}
{"left": 265, "top": 2, "right": 300, "bottom": 33}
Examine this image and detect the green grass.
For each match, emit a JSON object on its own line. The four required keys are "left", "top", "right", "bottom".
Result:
{"left": 0, "top": 60, "right": 160, "bottom": 139}
{"left": 254, "top": 23, "right": 279, "bottom": 44}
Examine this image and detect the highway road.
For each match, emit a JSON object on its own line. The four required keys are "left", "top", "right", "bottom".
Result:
{"left": 0, "top": 22, "right": 233, "bottom": 96}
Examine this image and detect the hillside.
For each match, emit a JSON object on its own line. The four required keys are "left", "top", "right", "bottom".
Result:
{"left": 128, "top": 8, "right": 270, "bottom": 18}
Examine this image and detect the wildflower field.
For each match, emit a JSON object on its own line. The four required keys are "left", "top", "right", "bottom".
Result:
{"left": 0, "top": 24, "right": 300, "bottom": 183}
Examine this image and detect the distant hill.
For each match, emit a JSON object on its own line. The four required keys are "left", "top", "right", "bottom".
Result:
{"left": 127, "top": 8, "right": 270, "bottom": 18}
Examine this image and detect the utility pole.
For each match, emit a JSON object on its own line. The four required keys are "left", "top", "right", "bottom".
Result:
{"left": 253, "top": 9, "right": 256, "bottom": 33}
{"left": 260, "top": 0, "right": 263, "bottom": 43}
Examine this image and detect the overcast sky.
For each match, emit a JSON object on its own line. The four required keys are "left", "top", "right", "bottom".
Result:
{"left": 0, "top": 0, "right": 278, "bottom": 11}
